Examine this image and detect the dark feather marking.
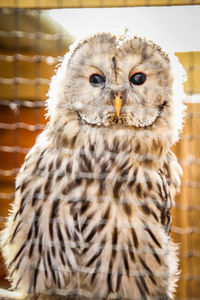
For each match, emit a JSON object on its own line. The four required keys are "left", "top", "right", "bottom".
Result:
{"left": 49, "top": 199, "right": 60, "bottom": 245}
{"left": 131, "top": 227, "right": 139, "bottom": 248}
{"left": 47, "top": 250, "right": 56, "bottom": 284}
{"left": 59, "top": 250, "right": 66, "bottom": 266}
{"left": 15, "top": 255, "right": 23, "bottom": 271}
{"left": 62, "top": 182, "right": 76, "bottom": 195}
{"left": 151, "top": 210, "right": 159, "bottom": 222}
{"left": 66, "top": 162, "right": 72, "bottom": 173}
{"left": 10, "top": 221, "right": 22, "bottom": 242}
{"left": 135, "top": 278, "right": 147, "bottom": 300}
{"left": 72, "top": 230, "right": 79, "bottom": 244}
{"left": 112, "top": 138, "right": 119, "bottom": 153}
{"left": 13, "top": 210, "right": 19, "bottom": 222}
{"left": 9, "top": 241, "right": 26, "bottom": 267}
{"left": 116, "top": 268, "right": 122, "bottom": 292}
{"left": 51, "top": 198, "right": 60, "bottom": 219}
{"left": 136, "top": 183, "right": 142, "bottom": 198}
{"left": 128, "top": 168, "right": 138, "bottom": 189}
{"left": 90, "top": 144, "right": 95, "bottom": 152}
{"left": 73, "top": 212, "right": 80, "bottom": 233}
{"left": 15, "top": 276, "right": 23, "bottom": 290}
{"left": 49, "top": 222, "right": 53, "bottom": 241}
{"left": 48, "top": 161, "right": 54, "bottom": 172}
{"left": 149, "top": 243, "right": 161, "bottom": 265}
{"left": 66, "top": 256, "right": 74, "bottom": 274}
{"left": 29, "top": 240, "right": 35, "bottom": 259}
{"left": 85, "top": 226, "right": 97, "bottom": 243}
{"left": 120, "top": 159, "right": 129, "bottom": 172}
{"left": 122, "top": 249, "right": 129, "bottom": 277}
{"left": 145, "top": 227, "right": 162, "bottom": 248}
{"left": 51, "top": 245, "right": 56, "bottom": 258}
{"left": 139, "top": 275, "right": 149, "bottom": 295}
{"left": 33, "top": 156, "right": 43, "bottom": 174}
{"left": 43, "top": 255, "right": 48, "bottom": 279}
{"left": 10, "top": 254, "right": 24, "bottom": 277}
{"left": 113, "top": 180, "right": 123, "bottom": 199}
{"left": 57, "top": 273, "right": 61, "bottom": 289}
{"left": 80, "top": 200, "right": 90, "bottom": 215}
{"left": 157, "top": 182, "right": 164, "bottom": 199}
{"left": 56, "top": 222, "right": 65, "bottom": 252}
{"left": 161, "top": 209, "right": 166, "bottom": 226}
{"left": 82, "top": 246, "right": 89, "bottom": 255}
{"left": 100, "top": 161, "right": 109, "bottom": 173}
{"left": 38, "top": 234, "right": 43, "bottom": 255}
{"left": 103, "top": 205, "right": 111, "bottom": 219}
{"left": 121, "top": 166, "right": 131, "bottom": 178}
{"left": 112, "top": 56, "right": 117, "bottom": 70}
{"left": 98, "top": 179, "right": 105, "bottom": 196}
{"left": 19, "top": 193, "right": 27, "bottom": 214}
{"left": 81, "top": 213, "right": 94, "bottom": 233}
{"left": 141, "top": 204, "right": 150, "bottom": 215}
{"left": 80, "top": 151, "right": 92, "bottom": 172}
{"left": 33, "top": 257, "right": 41, "bottom": 292}
{"left": 75, "top": 177, "right": 82, "bottom": 185}
{"left": 128, "top": 240, "right": 135, "bottom": 263}
{"left": 99, "top": 205, "right": 110, "bottom": 232}
{"left": 107, "top": 259, "right": 113, "bottom": 293}
{"left": 112, "top": 227, "right": 118, "bottom": 259}
{"left": 56, "top": 158, "right": 62, "bottom": 169}
{"left": 32, "top": 186, "right": 41, "bottom": 206}
{"left": 144, "top": 172, "right": 153, "bottom": 190}
{"left": 135, "top": 143, "right": 141, "bottom": 154}
{"left": 70, "top": 135, "right": 77, "bottom": 147}
{"left": 91, "top": 259, "right": 101, "bottom": 283}
{"left": 21, "top": 179, "right": 30, "bottom": 194}
{"left": 160, "top": 175, "right": 168, "bottom": 199}
{"left": 44, "top": 174, "right": 53, "bottom": 201}
{"left": 139, "top": 257, "right": 156, "bottom": 285}
{"left": 86, "top": 247, "right": 103, "bottom": 267}
{"left": 65, "top": 225, "right": 71, "bottom": 240}
{"left": 34, "top": 206, "right": 42, "bottom": 238}
{"left": 123, "top": 202, "right": 132, "bottom": 216}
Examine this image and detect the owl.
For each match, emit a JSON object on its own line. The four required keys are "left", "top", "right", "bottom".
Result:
{"left": 0, "top": 33, "right": 186, "bottom": 300}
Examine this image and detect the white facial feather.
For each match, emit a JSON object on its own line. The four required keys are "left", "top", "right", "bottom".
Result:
{"left": 47, "top": 32, "right": 186, "bottom": 146}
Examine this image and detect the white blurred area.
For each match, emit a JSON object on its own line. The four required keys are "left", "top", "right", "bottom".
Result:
{"left": 48, "top": 5, "right": 200, "bottom": 53}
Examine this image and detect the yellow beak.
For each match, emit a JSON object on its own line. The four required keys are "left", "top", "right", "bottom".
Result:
{"left": 114, "top": 92, "right": 122, "bottom": 117}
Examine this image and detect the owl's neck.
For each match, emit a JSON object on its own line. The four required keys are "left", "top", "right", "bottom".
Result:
{"left": 80, "top": 125, "right": 171, "bottom": 168}
{"left": 47, "top": 116, "right": 171, "bottom": 169}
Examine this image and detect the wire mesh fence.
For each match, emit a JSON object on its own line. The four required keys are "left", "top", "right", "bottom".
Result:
{"left": 0, "top": 1, "right": 200, "bottom": 299}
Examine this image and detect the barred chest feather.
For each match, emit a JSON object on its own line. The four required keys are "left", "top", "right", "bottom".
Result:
{"left": 1, "top": 125, "right": 181, "bottom": 300}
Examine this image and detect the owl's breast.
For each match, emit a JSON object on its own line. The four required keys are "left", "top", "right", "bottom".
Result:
{"left": 64, "top": 147, "right": 178, "bottom": 299}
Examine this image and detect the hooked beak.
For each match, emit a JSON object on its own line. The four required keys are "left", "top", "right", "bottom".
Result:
{"left": 113, "top": 92, "right": 122, "bottom": 117}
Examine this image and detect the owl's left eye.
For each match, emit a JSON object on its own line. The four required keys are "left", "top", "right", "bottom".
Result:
{"left": 129, "top": 72, "right": 147, "bottom": 85}
{"left": 89, "top": 73, "right": 106, "bottom": 87}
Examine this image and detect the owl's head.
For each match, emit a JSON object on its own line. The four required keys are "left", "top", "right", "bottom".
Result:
{"left": 47, "top": 32, "right": 186, "bottom": 146}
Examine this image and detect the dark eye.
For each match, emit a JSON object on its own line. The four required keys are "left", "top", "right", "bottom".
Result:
{"left": 129, "top": 72, "right": 147, "bottom": 85}
{"left": 89, "top": 73, "right": 105, "bottom": 87}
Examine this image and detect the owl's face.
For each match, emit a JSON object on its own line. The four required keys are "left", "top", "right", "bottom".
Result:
{"left": 64, "top": 33, "right": 173, "bottom": 130}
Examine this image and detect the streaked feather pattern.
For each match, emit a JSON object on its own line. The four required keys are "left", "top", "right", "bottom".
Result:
{"left": 0, "top": 32, "right": 185, "bottom": 299}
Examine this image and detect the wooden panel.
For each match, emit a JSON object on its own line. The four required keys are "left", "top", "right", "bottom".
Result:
{"left": 172, "top": 101, "right": 200, "bottom": 300}
{"left": 1, "top": 0, "right": 200, "bottom": 8}
{"left": 176, "top": 52, "right": 200, "bottom": 94}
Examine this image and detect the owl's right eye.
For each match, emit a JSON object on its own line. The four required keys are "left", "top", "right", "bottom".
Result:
{"left": 89, "top": 73, "right": 105, "bottom": 87}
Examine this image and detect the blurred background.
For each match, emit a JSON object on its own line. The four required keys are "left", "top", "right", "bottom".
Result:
{"left": 0, "top": 1, "right": 200, "bottom": 299}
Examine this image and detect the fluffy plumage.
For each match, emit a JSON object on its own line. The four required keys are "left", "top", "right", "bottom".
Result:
{"left": 0, "top": 32, "right": 186, "bottom": 299}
